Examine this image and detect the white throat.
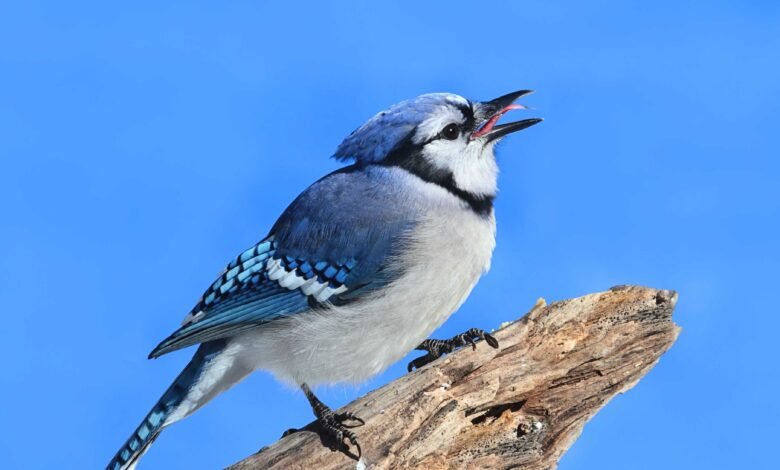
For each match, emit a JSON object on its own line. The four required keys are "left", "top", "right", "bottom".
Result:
{"left": 422, "top": 141, "right": 499, "bottom": 197}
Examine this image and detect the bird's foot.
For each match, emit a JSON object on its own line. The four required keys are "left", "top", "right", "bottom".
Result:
{"left": 315, "top": 409, "right": 364, "bottom": 457}
{"left": 287, "top": 383, "right": 364, "bottom": 459}
{"left": 407, "top": 327, "right": 499, "bottom": 371}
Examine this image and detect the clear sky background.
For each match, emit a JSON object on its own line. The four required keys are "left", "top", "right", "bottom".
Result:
{"left": 1, "top": 1, "right": 778, "bottom": 469}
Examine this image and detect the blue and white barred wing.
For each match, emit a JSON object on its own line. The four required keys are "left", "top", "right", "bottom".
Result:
{"left": 149, "top": 167, "right": 415, "bottom": 359}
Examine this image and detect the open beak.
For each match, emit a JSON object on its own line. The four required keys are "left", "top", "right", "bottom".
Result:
{"left": 471, "top": 90, "right": 542, "bottom": 142}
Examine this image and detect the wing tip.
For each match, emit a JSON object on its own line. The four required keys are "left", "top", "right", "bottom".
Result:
{"left": 148, "top": 337, "right": 177, "bottom": 359}
{"left": 147, "top": 346, "right": 164, "bottom": 360}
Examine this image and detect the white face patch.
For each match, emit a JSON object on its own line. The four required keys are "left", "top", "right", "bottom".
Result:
{"left": 421, "top": 135, "right": 499, "bottom": 197}
{"left": 406, "top": 98, "right": 501, "bottom": 197}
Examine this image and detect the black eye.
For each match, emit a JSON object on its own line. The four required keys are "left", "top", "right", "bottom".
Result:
{"left": 441, "top": 123, "right": 460, "bottom": 140}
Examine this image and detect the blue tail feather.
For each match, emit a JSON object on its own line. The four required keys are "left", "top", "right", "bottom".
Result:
{"left": 107, "top": 341, "right": 225, "bottom": 470}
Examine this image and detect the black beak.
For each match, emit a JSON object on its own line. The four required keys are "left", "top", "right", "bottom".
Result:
{"left": 479, "top": 90, "right": 534, "bottom": 116}
{"left": 484, "top": 117, "right": 543, "bottom": 142}
{"left": 474, "top": 90, "right": 542, "bottom": 142}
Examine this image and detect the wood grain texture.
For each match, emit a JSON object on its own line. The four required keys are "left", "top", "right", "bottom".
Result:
{"left": 228, "top": 285, "right": 680, "bottom": 470}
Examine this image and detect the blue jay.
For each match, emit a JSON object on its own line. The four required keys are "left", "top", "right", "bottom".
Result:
{"left": 107, "top": 90, "right": 540, "bottom": 469}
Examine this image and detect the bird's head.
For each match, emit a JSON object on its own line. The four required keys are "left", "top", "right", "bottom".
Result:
{"left": 333, "top": 91, "right": 541, "bottom": 199}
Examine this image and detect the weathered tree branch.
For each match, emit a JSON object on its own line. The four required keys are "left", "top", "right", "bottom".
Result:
{"left": 228, "top": 285, "right": 680, "bottom": 470}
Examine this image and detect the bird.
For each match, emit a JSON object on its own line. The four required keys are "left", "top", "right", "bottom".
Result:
{"left": 107, "top": 90, "right": 541, "bottom": 469}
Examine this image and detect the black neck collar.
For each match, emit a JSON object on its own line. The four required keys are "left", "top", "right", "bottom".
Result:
{"left": 377, "top": 139, "right": 494, "bottom": 217}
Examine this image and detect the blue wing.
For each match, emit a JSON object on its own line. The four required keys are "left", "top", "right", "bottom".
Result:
{"left": 149, "top": 166, "right": 416, "bottom": 359}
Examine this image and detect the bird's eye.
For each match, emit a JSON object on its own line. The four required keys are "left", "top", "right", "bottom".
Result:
{"left": 441, "top": 123, "right": 460, "bottom": 140}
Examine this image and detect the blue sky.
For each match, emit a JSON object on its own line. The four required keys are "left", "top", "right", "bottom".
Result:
{"left": 1, "top": 1, "right": 778, "bottom": 469}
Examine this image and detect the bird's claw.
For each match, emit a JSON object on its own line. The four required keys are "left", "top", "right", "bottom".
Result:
{"left": 407, "top": 327, "right": 499, "bottom": 371}
{"left": 320, "top": 410, "right": 364, "bottom": 458}
{"left": 298, "top": 383, "right": 364, "bottom": 459}
{"left": 335, "top": 411, "right": 365, "bottom": 428}
{"left": 283, "top": 410, "right": 364, "bottom": 458}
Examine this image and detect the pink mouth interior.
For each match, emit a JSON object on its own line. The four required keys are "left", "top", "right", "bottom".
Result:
{"left": 471, "top": 104, "right": 526, "bottom": 139}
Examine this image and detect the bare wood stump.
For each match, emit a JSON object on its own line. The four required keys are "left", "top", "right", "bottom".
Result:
{"left": 228, "top": 285, "right": 680, "bottom": 470}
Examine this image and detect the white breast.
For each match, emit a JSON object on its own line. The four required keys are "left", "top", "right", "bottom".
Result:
{"left": 235, "top": 188, "right": 496, "bottom": 387}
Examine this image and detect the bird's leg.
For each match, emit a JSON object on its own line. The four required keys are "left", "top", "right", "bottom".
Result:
{"left": 283, "top": 383, "right": 364, "bottom": 459}
{"left": 407, "top": 327, "right": 499, "bottom": 371}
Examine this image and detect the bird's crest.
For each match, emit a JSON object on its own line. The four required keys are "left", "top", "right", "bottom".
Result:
{"left": 332, "top": 93, "right": 471, "bottom": 164}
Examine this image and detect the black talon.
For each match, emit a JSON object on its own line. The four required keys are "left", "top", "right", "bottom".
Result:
{"left": 407, "top": 327, "right": 500, "bottom": 371}
{"left": 335, "top": 411, "right": 365, "bottom": 427}
{"left": 342, "top": 428, "right": 361, "bottom": 457}
{"left": 484, "top": 332, "right": 499, "bottom": 349}
{"left": 298, "top": 383, "right": 364, "bottom": 459}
